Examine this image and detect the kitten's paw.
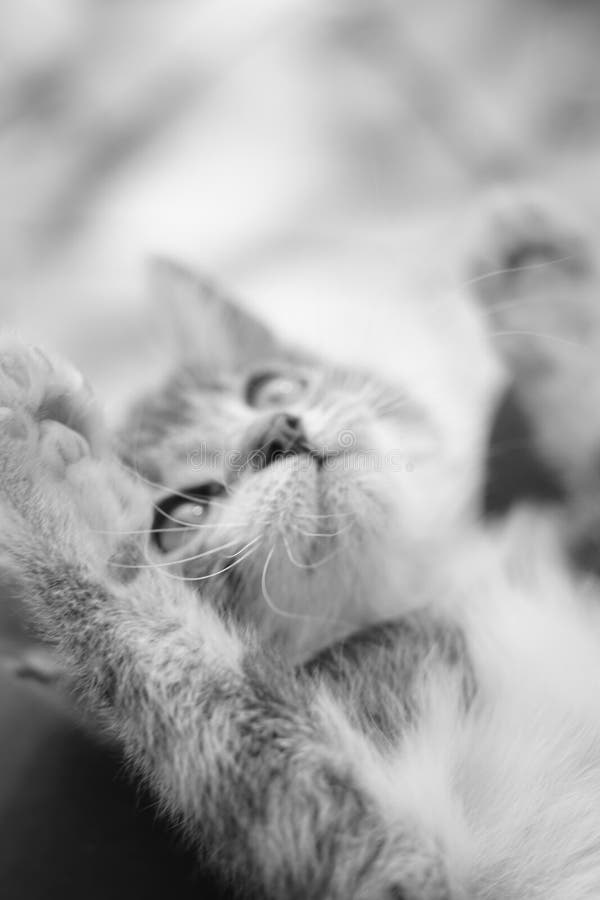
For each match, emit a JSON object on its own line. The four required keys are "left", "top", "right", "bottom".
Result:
{"left": 470, "top": 194, "right": 593, "bottom": 308}
{"left": 0, "top": 339, "right": 146, "bottom": 561}
{"left": 470, "top": 199, "right": 600, "bottom": 490}
{"left": 468, "top": 194, "right": 600, "bottom": 388}
{"left": 0, "top": 338, "right": 104, "bottom": 481}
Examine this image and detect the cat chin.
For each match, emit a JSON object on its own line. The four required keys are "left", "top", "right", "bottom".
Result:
{"left": 171, "top": 450, "right": 445, "bottom": 660}
{"left": 222, "top": 453, "right": 373, "bottom": 536}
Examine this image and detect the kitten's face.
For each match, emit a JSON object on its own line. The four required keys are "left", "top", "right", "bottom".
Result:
{"left": 121, "top": 263, "right": 457, "bottom": 660}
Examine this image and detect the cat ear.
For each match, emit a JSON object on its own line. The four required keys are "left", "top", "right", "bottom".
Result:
{"left": 148, "top": 257, "right": 278, "bottom": 370}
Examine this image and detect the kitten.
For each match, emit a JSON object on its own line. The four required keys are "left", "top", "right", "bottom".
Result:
{"left": 2, "top": 200, "right": 600, "bottom": 898}
{"left": 117, "top": 259, "right": 474, "bottom": 664}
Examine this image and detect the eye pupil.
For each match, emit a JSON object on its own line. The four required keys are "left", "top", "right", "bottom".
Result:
{"left": 191, "top": 504, "right": 206, "bottom": 518}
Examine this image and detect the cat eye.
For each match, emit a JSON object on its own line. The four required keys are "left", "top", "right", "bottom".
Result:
{"left": 151, "top": 481, "right": 225, "bottom": 553}
{"left": 245, "top": 371, "right": 308, "bottom": 409}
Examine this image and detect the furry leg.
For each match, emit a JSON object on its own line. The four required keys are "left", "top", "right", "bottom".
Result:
{"left": 13, "top": 549, "right": 452, "bottom": 900}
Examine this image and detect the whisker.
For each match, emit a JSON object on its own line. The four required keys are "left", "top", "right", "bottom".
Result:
{"left": 159, "top": 544, "right": 262, "bottom": 582}
{"left": 479, "top": 296, "right": 546, "bottom": 317}
{"left": 261, "top": 543, "right": 356, "bottom": 628}
{"left": 92, "top": 525, "right": 199, "bottom": 536}
{"left": 260, "top": 545, "right": 316, "bottom": 621}
{"left": 419, "top": 253, "right": 579, "bottom": 328}
{"left": 150, "top": 505, "right": 260, "bottom": 529}
{"left": 152, "top": 506, "right": 209, "bottom": 528}
{"left": 124, "top": 463, "right": 201, "bottom": 504}
{"left": 491, "top": 329, "right": 582, "bottom": 349}
{"left": 222, "top": 536, "right": 263, "bottom": 559}
{"left": 458, "top": 254, "right": 575, "bottom": 293}
{"left": 109, "top": 538, "right": 242, "bottom": 570}
{"left": 291, "top": 520, "right": 354, "bottom": 539}
{"left": 120, "top": 465, "right": 233, "bottom": 511}
{"left": 293, "top": 510, "right": 355, "bottom": 521}
{"left": 91, "top": 523, "right": 255, "bottom": 537}
{"left": 281, "top": 532, "right": 342, "bottom": 569}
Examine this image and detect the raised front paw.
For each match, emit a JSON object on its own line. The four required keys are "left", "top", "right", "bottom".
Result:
{"left": 467, "top": 193, "right": 600, "bottom": 390}
{"left": 0, "top": 338, "right": 106, "bottom": 482}
{"left": 0, "top": 338, "right": 147, "bottom": 565}
{"left": 471, "top": 197, "right": 600, "bottom": 490}
{"left": 470, "top": 193, "right": 593, "bottom": 309}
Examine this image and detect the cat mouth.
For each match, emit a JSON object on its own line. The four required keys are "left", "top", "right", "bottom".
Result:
{"left": 230, "top": 425, "right": 323, "bottom": 478}
{"left": 239, "top": 444, "right": 323, "bottom": 475}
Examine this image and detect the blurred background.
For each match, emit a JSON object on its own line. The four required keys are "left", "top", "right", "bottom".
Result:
{"left": 3, "top": 0, "right": 600, "bottom": 431}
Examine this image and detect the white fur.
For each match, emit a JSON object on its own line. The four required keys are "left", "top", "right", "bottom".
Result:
{"left": 309, "top": 510, "right": 600, "bottom": 897}
{"left": 376, "top": 513, "right": 600, "bottom": 898}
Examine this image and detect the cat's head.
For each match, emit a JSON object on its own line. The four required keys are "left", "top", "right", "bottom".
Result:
{"left": 120, "top": 261, "right": 460, "bottom": 660}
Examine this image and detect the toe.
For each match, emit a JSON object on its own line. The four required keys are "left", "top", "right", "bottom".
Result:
{"left": 39, "top": 420, "right": 90, "bottom": 474}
